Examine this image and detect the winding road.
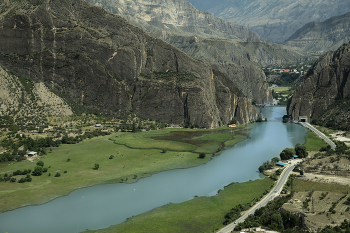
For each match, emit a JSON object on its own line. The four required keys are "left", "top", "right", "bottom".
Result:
{"left": 299, "top": 122, "right": 336, "bottom": 150}
{"left": 216, "top": 161, "right": 298, "bottom": 233}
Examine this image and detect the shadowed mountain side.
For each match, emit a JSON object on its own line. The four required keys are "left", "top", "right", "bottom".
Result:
{"left": 287, "top": 42, "right": 350, "bottom": 130}
{"left": 0, "top": 0, "right": 257, "bottom": 128}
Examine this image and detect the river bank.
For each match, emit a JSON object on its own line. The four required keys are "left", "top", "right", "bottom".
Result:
{"left": 0, "top": 126, "right": 249, "bottom": 214}
{"left": 0, "top": 107, "right": 318, "bottom": 233}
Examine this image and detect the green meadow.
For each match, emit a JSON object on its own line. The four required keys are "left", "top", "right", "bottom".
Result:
{"left": 303, "top": 130, "right": 328, "bottom": 151}
{"left": 0, "top": 127, "right": 249, "bottom": 213}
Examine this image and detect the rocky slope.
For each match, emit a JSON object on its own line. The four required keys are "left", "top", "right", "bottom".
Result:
{"left": 187, "top": 0, "right": 350, "bottom": 44}
{"left": 86, "top": 0, "right": 262, "bottom": 42}
{"left": 0, "top": 0, "right": 258, "bottom": 128}
{"left": 87, "top": 0, "right": 310, "bottom": 67}
{"left": 161, "top": 35, "right": 307, "bottom": 67}
{"left": 0, "top": 65, "right": 73, "bottom": 131}
{"left": 287, "top": 42, "right": 350, "bottom": 130}
{"left": 284, "top": 12, "right": 350, "bottom": 55}
{"left": 85, "top": 0, "right": 313, "bottom": 104}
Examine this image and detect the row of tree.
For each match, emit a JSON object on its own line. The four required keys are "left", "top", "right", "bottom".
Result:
{"left": 0, "top": 130, "right": 111, "bottom": 163}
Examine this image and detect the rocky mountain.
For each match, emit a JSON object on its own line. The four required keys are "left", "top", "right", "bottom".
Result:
{"left": 160, "top": 35, "right": 307, "bottom": 67}
{"left": 284, "top": 12, "right": 350, "bottom": 55}
{"left": 87, "top": 0, "right": 310, "bottom": 67}
{"left": 187, "top": 0, "right": 350, "bottom": 44}
{"left": 287, "top": 42, "right": 350, "bottom": 130}
{"left": 86, "top": 0, "right": 262, "bottom": 42}
{"left": 0, "top": 0, "right": 258, "bottom": 128}
{"left": 85, "top": 0, "right": 312, "bottom": 104}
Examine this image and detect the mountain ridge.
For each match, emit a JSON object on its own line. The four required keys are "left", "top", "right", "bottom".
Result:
{"left": 187, "top": 0, "right": 350, "bottom": 44}
{"left": 0, "top": 0, "right": 258, "bottom": 128}
{"left": 284, "top": 12, "right": 350, "bottom": 55}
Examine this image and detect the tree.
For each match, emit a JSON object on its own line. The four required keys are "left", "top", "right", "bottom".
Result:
{"left": 295, "top": 143, "right": 308, "bottom": 158}
{"left": 54, "top": 172, "right": 61, "bottom": 177}
{"left": 271, "top": 157, "right": 280, "bottom": 164}
{"left": 94, "top": 163, "right": 99, "bottom": 170}
{"left": 300, "top": 170, "right": 304, "bottom": 176}
{"left": 198, "top": 153, "right": 206, "bottom": 159}
{"left": 36, "top": 160, "right": 44, "bottom": 167}
{"left": 280, "top": 148, "right": 296, "bottom": 160}
{"left": 32, "top": 166, "right": 44, "bottom": 176}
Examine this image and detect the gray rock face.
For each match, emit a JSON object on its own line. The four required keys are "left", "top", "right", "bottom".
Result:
{"left": 284, "top": 12, "right": 350, "bottom": 55}
{"left": 85, "top": 0, "right": 310, "bottom": 105}
{"left": 86, "top": 0, "right": 262, "bottom": 42}
{"left": 287, "top": 42, "right": 350, "bottom": 123}
{"left": 0, "top": 0, "right": 257, "bottom": 128}
{"left": 187, "top": 0, "right": 350, "bottom": 44}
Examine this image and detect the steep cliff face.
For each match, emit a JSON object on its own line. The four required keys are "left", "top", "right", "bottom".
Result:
{"left": 187, "top": 0, "right": 350, "bottom": 44}
{"left": 284, "top": 12, "right": 350, "bottom": 55}
{"left": 0, "top": 0, "right": 257, "bottom": 128}
{"left": 86, "top": 0, "right": 262, "bottom": 42}
{"left": 287, "top": 42, "right": 350, "bottom": 128}
{"left": 85, "top": 0, "right": 312, "bottom": 105}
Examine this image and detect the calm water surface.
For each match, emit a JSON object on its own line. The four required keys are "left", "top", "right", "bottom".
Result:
{"left": 0, "top": 107, "right": 307, "bottom": 233}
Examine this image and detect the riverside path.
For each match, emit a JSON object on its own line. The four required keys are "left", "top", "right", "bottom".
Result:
{"left": 216, "top": 161, "right": 299, "bottom": 233}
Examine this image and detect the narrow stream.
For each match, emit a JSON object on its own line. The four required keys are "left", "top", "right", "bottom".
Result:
{"left": 0, "top": 107, "right": 308, "bottom": 233}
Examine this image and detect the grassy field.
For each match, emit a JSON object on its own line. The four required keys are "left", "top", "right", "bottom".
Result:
{"left": 273, "top": 87, "right": 291, "bottom": 92}
{"left": 314, "top": 125, "right": 335, "bottom": 137}
{"left": 304, "top": 131, "right": 328, "bottom": 151}
{"left": 0, "top": 127, "right": 249, "bottom": 213}
{"left": 86, "top": 178, "right": 274, "bottom": 233}
{"left": 294, "top": 179, "right": 350, "bottom": 193}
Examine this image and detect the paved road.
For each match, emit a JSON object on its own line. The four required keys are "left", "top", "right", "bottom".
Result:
{"left": 216, "top": 162, "right": 297, "bottom": 233}
{"left": 299, "top": 122, "right": 336, "bottom": 150}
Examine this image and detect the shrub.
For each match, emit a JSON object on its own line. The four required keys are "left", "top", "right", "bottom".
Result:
{"left": 198, "top": 153, "right": 206, "bottom": 159}
{"left": 32, "top": 166, "right": 44, "bottom": 176}
{"left": 54, "top": 172, "right": 61, "bottom": 177}
{"left": 36, "top": 160, "right": 44, "bottom": 167}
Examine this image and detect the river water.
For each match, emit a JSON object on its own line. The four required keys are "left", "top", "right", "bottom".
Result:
{"left": 0, "top": 107, "right": 308, "bottom": 233}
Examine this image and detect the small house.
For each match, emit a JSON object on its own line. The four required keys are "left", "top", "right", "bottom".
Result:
{"left": 25, "top": 151, "right": 37, "bottom": 158}
{"left": 228, "top": 124, "right": 236, "bottom": 128}
{"left": 95, "top": 124, "right": 102, "bottom": 127}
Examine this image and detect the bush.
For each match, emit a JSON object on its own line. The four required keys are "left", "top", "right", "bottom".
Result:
{"left": 94, "top": 163, "right": 99, "bottom": 170}
{"left": 36, "top": 160, "right": 44, "bottom": 167}
{"left": 54, "top": 172, "right": 61, "bottom": 177}
{"left": 198, "top": 153, "right": 206, "bottom": 159}
{"left": 109, "top": 155, "right": 115, "bottom": 159}
{"left": 32, "top": 166, "right": 44, "bottom": 176}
